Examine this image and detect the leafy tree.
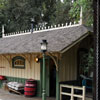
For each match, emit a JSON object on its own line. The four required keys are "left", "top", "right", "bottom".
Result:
{"left": 0, "top": 0, "right": 93, "bottom": 36}
{"left": 0, "top": 0, "right": 42, "bottom": 33}
{"left": 41, "top": 0, "right": 74, "bottom": 25}
{"left": 0, "top": 0, "right": 7, "bottom": 37}
{"left": 40, "top": 0, "right": 56, "bottom": 25}
{"left": 54, "top": 0, "right": 72, "bottom": 25}
{"left": 69, "top": 0, "right": 93, "bottom": 26}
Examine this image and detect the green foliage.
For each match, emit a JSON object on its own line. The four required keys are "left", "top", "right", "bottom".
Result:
{"left": 41, "top": 0, "right": 72, "bottom": 25}
{"left": 40, "top": 0, "right": 56, "bottom": 25}
{"left": 53, "top": 0, "right": 71, "bottom": 24}
{"left": 80, "top": 48, "right": 94, "bottom": 76}
{"left": 0, "top": 0, "right": 6, "bottom": 37}
{"left": 0, "top": 0, "right": 42, "bottom": 33}
{"left": 0, "top": 0, "right": 93, "bottom": 35}
{"left": 69, "top": 0, "right": 93, "bottom": 26}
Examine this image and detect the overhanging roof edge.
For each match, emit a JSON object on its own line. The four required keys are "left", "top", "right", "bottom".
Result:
{"left": 60, "top": 32, "right": 90, "bottom": 53}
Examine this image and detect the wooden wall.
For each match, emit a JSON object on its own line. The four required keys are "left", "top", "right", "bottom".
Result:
{"left": 59, "top": 35, "right": 92, "bottom": 82}
{"left": 0, "top": 54, "right": 40, "bottom": 80}
{"left": 59, "top": 44, "right": 79, "bottom": 82}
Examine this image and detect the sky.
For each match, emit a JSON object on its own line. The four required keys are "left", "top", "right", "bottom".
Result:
{"left": 60, "top": 0, "right": 64, "bottom": 3}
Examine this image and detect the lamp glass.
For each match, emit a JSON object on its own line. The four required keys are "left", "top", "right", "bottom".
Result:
{"left": 41, "top": 43, "right": 47, "bottom": 51}
{"left": 31, "top": 18, "right": 35, "bottom": 22}
{"left": 41, "top": 40, "right": 48, "bottom": 52}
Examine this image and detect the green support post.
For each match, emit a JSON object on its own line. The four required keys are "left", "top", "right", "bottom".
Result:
{"left": 42, "top": 53, "right": 46, "bottom": 100}
{"left": 56, "top": 70, "right": 60, "bottom": 100}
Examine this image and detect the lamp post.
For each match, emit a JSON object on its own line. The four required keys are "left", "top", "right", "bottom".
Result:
{"left": 30, "top": 18, "right": 35, "bottom": 33}
{"left": 41, "top": 40, "right": 48, "bottom": 100}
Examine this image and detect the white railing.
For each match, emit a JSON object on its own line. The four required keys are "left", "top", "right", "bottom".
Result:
{"left": 60, "top": 84, "right": 85, "bottom": 100}
{"left": 2, "top": 21, "right": 81, "bottom": 38}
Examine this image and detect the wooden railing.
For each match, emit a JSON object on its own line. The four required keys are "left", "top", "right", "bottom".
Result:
{"left": 60, "top": 84, "right": 85, "bottom": 100}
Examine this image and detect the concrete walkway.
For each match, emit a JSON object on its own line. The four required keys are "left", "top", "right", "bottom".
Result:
{"left": 0, "top": 89, "right": 55, "bottom": 100}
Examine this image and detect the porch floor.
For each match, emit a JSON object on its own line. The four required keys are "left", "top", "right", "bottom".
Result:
{"left": 0, "top": 89, "right": 55, "bottom": 100}
{"left": 0, "top": 89, "right": 93, "bottom": 100}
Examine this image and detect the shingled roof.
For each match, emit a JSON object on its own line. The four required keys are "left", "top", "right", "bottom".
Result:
{"left": 0, "top": 24, "right": 92, "bottom": 54}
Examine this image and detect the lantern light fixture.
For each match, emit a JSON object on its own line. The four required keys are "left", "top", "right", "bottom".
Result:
{"left": 30, "top": 17, "right": 35, "bottom": 33}
{"left": 34, "top": 57, "right": 39, "bottom": 63}
{"left": 41, "top": 40, "right": 48, "bottom": 53}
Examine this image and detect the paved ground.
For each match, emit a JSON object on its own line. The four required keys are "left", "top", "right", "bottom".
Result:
{"left": 0, "top": 89, "right": 55, "bottom": 100}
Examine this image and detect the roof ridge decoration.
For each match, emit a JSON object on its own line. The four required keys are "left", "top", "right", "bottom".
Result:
{"left": 2, "top": 21, "right": 82, "bottom": 38}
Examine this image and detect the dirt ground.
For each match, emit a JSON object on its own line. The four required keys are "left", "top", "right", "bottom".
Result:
{"left": 0, "top": 89, "right": 55, "bottom": 100}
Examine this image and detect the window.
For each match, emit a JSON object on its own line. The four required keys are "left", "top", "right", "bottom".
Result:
{"left": 12, "top": 56, "right": 25, "bottom": 68}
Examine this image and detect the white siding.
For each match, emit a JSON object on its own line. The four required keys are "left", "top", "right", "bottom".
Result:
{"left": 59, "top": 44, "right": 79, "bottom": 82}
{"left": 0, "top": 54, "right": 40, "bottom": 80}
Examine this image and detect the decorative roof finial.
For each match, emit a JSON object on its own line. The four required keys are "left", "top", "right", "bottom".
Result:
{"left": 80, "top": 6, "right": 83, "bottom": 25}
{"left": 2, "top": 25, "right": 5, "bottom": 37}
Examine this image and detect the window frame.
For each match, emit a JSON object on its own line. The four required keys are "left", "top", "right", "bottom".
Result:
{"left": 12, "top": 56, "right": 25, "bottom": 69}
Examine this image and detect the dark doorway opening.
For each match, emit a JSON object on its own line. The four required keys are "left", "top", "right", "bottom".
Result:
{"left": 77, "top": 48, "right": 93, "bottom": 94}
{"left": 50, "top": 60, "right": 56, "bottom": 97}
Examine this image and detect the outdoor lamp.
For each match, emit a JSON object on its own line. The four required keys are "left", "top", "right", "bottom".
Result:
{"left": 30, "top": 17, "right": 35, "bottom": 33}
{"left": 41, "top": 40, "right": 48, "bottom": 53}
{"left": 31, "top": 18, "right": 35, "bottom": 23}
{"left": 41, "top": 39, "right": 48, "bottom": 100}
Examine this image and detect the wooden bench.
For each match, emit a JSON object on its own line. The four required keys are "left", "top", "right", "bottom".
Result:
{"left": 60, "top": 84, "right": 85, "bottom": 100}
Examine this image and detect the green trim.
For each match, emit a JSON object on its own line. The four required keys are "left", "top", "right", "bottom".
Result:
{"left": 46, "top": 58, "right": 50, "bottom": 97}
{"left": 6, "top": 76, "right": 27, "bottom": 84}
{"left": 0, "top": 76, "right": 41, "bottom": 97}
{"left": 56, "top": 71, "right": 60, "bottom": 100}
{"left": 12, "top": 56, "right": 25, "bottom": 69}
{"left": 40, "top": 59, "right": 42, "bottom": 97}
{"left": 42, "top": 53, "right": 46, "bottom": 100}
{"left": 0, "top": 80, "right": 3, "bottom": 88}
